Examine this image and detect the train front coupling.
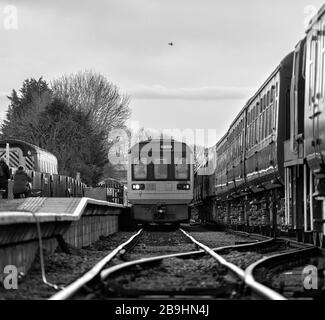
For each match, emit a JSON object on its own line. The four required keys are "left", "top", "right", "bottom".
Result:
{"left": 154, "top": 205, "right": 167, "bottom": 220}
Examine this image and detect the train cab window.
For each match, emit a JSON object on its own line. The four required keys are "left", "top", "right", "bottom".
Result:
{"left": 267, "top": 91, "right": 270, "bottom": 106}
{"left": 154, "top": 163, "right": 168, "bottom": 180}
{"left": 133, "top": 163, "right": 147, "bottom": 180}
{"left": 175, "top": 158, "right": 189, "bottom": 180}
{"left": 271, "top": 87, "right": 275, "bottom": 103}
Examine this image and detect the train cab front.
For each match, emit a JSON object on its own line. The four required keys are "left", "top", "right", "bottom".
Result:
{"left": 132, "top": 203, "right": 189, "bottom": 225}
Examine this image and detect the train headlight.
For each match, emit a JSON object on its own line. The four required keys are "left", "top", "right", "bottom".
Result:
{"left": 177, "top": 184, "right": 191, "bottom": 190}
{"left": 132, "top": 184, "right": 145, "bottom": 190}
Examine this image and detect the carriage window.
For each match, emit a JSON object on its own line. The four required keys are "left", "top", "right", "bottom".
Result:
{"left": 265, "top": 109, "right": 269, "bottom": 138}
{"left": 175, "top": 158, "right": 189, "bottom": 180}
{"left": 269, "top": 107, "right": 273, "bottom": 135}
{"left": 322, "top": 25, "right": 325, "bottom": 96}
{"left": 264, "top": 112, "right": 268, "bottom": 138}
{"left": 257, "top": 115, "right": 261, "bottom": 142}
{"left": 263, "top": 112, "right": 267, "bottom": 139}
{"left": 154, "top": 164, "right": 168, "bottom": 179}
{"left": 133, "top": 163, "right": 147, "bottom": 180}
{"left": 276, "top": 82, "right": 279, "bottom": 97}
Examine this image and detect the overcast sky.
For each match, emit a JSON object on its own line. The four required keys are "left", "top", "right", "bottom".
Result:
{"left": 0, "top": 0, "right": 324, "bottom": 146}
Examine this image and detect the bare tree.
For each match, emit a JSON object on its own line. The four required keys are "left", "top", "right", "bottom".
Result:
{"left": 51, "top": 71, "right": 131, "bottom": 138}
{"left": 192, "top": 144, "right": 206, "bottom": 171}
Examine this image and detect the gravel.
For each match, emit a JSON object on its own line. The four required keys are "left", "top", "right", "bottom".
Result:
{"left": 0, "top": 232, "right": 135, "bottom": 300}
{"left": 125, "top": 230, "right": 197, "bottom": 261}
{"left": 185, "top": 231, "right": 255, "bottom": 248}
{"left": 103, "top": 256, "right": 244, "bottom": 299}
{"left": 0, "top": 226, "right": 265, "bottom": 300}
{"left": 222, "top": 251, "right": 265, "bottom": 270}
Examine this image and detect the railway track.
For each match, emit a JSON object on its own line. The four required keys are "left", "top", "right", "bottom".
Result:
{"left": 246, "top": 245, "right": 325, "bottom": 300}
{"left": 49, "top": 226, "right": 316, "bottom": 300}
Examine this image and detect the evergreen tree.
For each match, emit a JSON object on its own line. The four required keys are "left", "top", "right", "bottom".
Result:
{"left": 1, "top": 78, "right": 108, "bottom": 185}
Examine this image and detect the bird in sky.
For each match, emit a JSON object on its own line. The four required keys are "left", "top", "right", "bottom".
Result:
{"left": 168, "top": 42, "right": 174, "bottom": 46}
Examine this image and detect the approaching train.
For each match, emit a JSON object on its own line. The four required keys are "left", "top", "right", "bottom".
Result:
{"left": 128, "top": 139, "right": 194, "bottom": 225}
{"left": 194, "top": 4, "right": 325, "bottom": 247}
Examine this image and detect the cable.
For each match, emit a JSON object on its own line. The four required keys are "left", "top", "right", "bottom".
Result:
{"left": 31, "top": 210, "right": 64, "bottom": 291}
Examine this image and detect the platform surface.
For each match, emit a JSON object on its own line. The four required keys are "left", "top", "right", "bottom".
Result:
{"left": 0, "top": 197, "right": 124, "bottom": 225}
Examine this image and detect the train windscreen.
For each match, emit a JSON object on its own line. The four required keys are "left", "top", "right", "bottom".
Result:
{"left": 131, "top": 141, "right": 191, "bottom": 181}
{"left": 175, "top": 157, "right": 189, "bottom": 180}
{"left": 133, "top": 163, "right": 147, "bottom": 180}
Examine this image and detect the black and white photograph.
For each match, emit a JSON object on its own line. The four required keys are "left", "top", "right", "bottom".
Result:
{"left": 0, "top": 0, "right": 325, "bottom": 309}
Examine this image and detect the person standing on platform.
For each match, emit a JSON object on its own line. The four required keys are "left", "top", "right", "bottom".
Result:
{"left": 0, "top": 158, "right": 10, "bottom": 198}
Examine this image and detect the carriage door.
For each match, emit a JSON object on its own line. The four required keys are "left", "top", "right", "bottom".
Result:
{"left": 305, "top": 25, "right": 320, "bottom": 155}
{"left": 319, "top": 19, "right": 325, "bottom": 154}
{"left": 304, "top": 165, "right": 323, "bottom": 238}
{"left": 319, "top": 19, "right": 325, "bottom": 237}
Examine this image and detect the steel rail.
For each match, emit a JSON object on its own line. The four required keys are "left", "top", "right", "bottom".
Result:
{"left": 100, "top": 237, "right": 276, "bottom": 281}
{"left": 180, "top": 228, "right": 246, "bottom": 280}
{"left": 245, "top": 246, "right": 319, "bottom": 301}
{"left": 49, "top": 229, "right": 143, "bottom": 300}
{"left": 180, "top": 228, "right": 287, "bottom": 300}
{"left": 50, "top": 228, "right": 306, "bottom": 300}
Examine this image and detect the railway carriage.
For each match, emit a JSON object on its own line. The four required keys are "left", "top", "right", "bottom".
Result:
{"left": 215, "top": 134, "right": 228, "bottom": 197}
{"left": 303, "top": 4, "right": 325, "bottom": 245}
{"left": 0, "top": 139, "right": 58, "bottom": 174}
{"left": 192, "top": 146, "right": 216, "bottom": 223}
{"left": 283, "top": 38, "right": 306, "bottom": 241}
{"left": 0, "top": 139, "right": 86, "bottom": 198}
{"left": 192, "top": 4, "right": 325, "bottom": 247}
{"left": 128, "top": 139, "right": 194, "bottom": 225}
{"left": 209, "top": 53, "right": 294, "bottom": 232}
{"left": 282, "top": 6, "right": 325, "bottom": 245}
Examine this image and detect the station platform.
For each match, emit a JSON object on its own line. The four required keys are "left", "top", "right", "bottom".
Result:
{"left": 0, "top": 197, "right": 123, "bottom": 224}
{"left": 0, "top": 197, "right": 125, "bottom": 282}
